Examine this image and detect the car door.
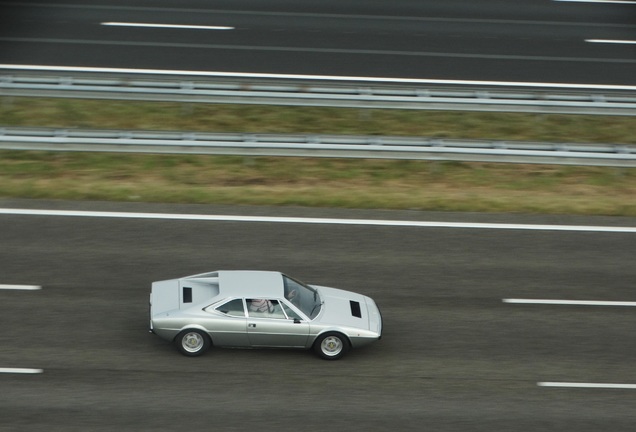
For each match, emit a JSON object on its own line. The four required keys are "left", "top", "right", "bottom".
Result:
{"left": 203, "top": 298, "right": 249, "bottom": 347}
{"left": 246, "top": 299, "right": 309, "bottom": 347}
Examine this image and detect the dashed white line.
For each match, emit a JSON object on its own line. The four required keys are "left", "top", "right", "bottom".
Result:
{"left": 586, "top": 39, "right": 636, "bottom": 45}
{"left": 101, "top": 22, "right": 234, "bottom": 31}
{"left": 0, "top": 368, "right": 43, "bottom": 374}
{"left": 1, "top": 286, "right": 44, "bottom": 375}
{"left": 0, "top": 284, "right": 42, "bottom": 290}
{"left": 518, "top": 299, "right": 636, "bottom": 391}
{"left": 503, "top": 299, "right": 636, "bottom": 307}
{"left": 1, "top": 208, "right": 636, "bottom": 233}
{"left": 539, "top": 382, "right": 636, "bottom": 389}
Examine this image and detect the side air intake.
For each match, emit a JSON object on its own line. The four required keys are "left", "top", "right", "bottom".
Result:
{"left": 350, "top": 301, "right": 362, "bottom": 318}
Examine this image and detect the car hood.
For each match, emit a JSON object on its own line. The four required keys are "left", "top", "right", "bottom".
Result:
{"left": 312, "top": 285, "right": 379, "bottom": 332}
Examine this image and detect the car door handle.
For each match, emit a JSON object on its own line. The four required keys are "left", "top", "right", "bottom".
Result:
{"left": 248, "top": 323, "right": 256, "bottom": 328}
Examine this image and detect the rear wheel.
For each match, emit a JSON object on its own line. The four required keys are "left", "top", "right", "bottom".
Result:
{"left": 175, "top": 329, "right": 211, "bottom": 357}
{"left": 313, "top": 332, "right": 350, "bottom": 360}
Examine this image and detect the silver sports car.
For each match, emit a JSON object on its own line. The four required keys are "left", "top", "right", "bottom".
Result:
{"left": 149, "top": 270, "right": 382, "bottom": 360}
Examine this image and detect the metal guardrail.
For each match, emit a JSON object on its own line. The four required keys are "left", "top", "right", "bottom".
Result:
{"left": 1, "top": 127, "right": 635, "bottom": 167}
{"left": 2, "top": 73, "right": 636, "bottom": 116}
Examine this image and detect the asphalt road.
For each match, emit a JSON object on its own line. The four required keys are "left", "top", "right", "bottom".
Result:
{"left": 0, "top": 0, "right": 634, "bottom": 84}
{"left": 1, "top": 199, "right": 636, "bottom": 431}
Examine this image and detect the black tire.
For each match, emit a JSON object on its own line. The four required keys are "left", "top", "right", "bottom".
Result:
{"left": 175, "top": 329, "right": 211, "bottom": 357}
{"left": 313, "top": 332, "right": 350, "bottom": 360}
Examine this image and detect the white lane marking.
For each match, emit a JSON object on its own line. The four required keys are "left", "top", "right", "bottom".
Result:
{"left": 1, "top": 208, "right": 636, "bottom": 233}
{"left": 0, "top": 368, "right": 43, "bottom": 374}
{"left": 586, "top": 39, "right": 636, "bottom": 45}
{"left": 503, "top": 299, "right": 636, "bottom": 307}
{"left": 539, "top": 382, "right": 636, "bottom": 389}
{"left": 554, "top": 0, "right": 636, "bottom": 3}
{"left": 101, "top": 22, "right": 234, "bottom": 31}
{"left": 1, "top": 64, "right": 635, "bottom": 91}
{"left": 0, "top": 284, "right": 42, "bottom": 290}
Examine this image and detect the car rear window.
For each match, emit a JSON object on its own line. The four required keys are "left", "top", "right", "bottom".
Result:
{"left": 214, "top": 299, "right": 245, "bottom": 317}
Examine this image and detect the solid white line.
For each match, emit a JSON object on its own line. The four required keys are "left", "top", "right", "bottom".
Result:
{"left": 101, "top": 22, "right": 234, "bottom": 31}
{"left": 539, "top": 382, "right": 636, "bottom": 389}
{"left": 0, "top": 284, "right": 42, "bottom": 290}
{"left": 1, "top": 208, "right": 636, "bottom": 233}
{"left": 586, "top": 39, "right": 636, "bottom": 45}
{"left": 503, "top": 299, "right": 636, "bottom": 306}
{"left": 0, "top": 64, "right": 635, "bottom": 91}
{"left": 0, "top": 368, "right": 43, "bottom": 374}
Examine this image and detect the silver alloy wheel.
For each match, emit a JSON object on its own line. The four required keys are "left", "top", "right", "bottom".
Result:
{"left": 320, "top": 335, "right": 343, "bottom": 357}
{"left": 182, "top": 331, "right": 204, "bottom": 353}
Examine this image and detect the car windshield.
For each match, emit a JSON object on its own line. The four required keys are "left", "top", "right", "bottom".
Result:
{"left": 283, "top": 275, "right": 322, "bottom": 319}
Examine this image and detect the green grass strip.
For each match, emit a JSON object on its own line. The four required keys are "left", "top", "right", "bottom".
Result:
{"left": 1, "top": 98, "right": 635, "bottom": 215}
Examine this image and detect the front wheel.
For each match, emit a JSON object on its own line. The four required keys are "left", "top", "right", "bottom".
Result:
{"left": 313, "top": 332, "right": 350, "bottom": 360}
{"left": 175, "top": 329, "right": 211, "bottom": 357}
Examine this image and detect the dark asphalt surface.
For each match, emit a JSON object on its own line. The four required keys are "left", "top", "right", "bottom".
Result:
{"left": 1, "top": 199, "right": 636, "bottom": 431}
{"left": 0, "top": 0, "right": 634, "bottom": 84}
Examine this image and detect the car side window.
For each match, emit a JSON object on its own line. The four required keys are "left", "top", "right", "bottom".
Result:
{"left": 247, "top": 299, "right": 286, "bottom": 319}
{"left": 281, "top": 302, "right": 303, "bottom": 321}
{"left": 215, "top": 298, "right": 245, "bottom": 317}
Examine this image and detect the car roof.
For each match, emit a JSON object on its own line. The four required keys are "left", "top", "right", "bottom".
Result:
{"left": 184, "top": 270, "right": 285, "bottom": 298}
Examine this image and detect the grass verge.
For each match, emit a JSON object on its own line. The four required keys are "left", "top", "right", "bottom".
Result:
{"left": 1, "top": 97, "right": 635, "bottom": 216}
